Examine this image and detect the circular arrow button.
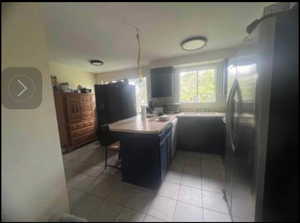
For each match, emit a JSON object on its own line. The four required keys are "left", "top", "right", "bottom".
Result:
{"left": 2, "top": 67, "right": 42, "bottom": 109}
{"left": 8, "top": 75, "right": 36, "bottom": 103}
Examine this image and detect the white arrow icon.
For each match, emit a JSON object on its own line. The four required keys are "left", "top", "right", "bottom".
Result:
{"left": 17, "top": 79, "right": 28, "bottom": 96}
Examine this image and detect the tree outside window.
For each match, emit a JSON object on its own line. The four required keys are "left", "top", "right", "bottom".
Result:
{"left": 180, "top": 68, "right": 216, "bottom": 103}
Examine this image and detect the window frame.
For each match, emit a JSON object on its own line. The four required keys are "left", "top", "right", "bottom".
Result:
{"left": 175, "top": 62, "right": 226, "bottom": 109}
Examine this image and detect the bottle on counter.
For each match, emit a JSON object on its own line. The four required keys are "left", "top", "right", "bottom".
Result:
{"left": 141, "top": 105, "right": 147, "bottom": 120}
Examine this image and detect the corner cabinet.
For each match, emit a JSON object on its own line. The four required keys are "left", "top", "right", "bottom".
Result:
{"left": 119, "top": 124, "right": 173, "bottom": 189}
{"left": 54, "top": 91, "right": 97, "bottom": 152}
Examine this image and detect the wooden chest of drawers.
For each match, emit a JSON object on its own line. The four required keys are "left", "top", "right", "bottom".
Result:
{"left": 54, "top": 91, "right": 97, "bottom": 152}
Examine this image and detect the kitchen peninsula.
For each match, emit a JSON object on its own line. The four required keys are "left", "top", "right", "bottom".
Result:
{"left": 110, "top": 114, "right": 177, "bottom": 189}
{"left": 109, "top": 112, "right": 224, "bottom": 189}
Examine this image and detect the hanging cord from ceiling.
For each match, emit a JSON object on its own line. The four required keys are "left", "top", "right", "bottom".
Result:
{"left": 135, "top": 27, "right": 143, "bottom": 80}
{"left": 121, "top": 18, "right": 143, "bottom": 81}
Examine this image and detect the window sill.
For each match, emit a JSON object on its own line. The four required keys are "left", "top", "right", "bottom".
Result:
{"left": 179, "top": 102, "right": 217, "bottom": 105}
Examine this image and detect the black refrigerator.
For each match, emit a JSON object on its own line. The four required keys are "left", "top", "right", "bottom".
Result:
{"left": 95, "top": 81, "right": 137, "bottom": 125}
{"left": 224, "top": 4, "right": 298, "bottom": 222}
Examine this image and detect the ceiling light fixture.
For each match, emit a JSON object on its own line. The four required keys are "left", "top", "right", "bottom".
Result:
{"left": 181, "top": 36, "right": 207, "bottom": 51}
{"left": 90, "top": 59, "right": 104, "bottom": 66}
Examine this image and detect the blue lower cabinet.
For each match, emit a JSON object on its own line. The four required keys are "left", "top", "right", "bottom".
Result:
{"left": 159, "top": 126, "right": 172, "bottom": 181}
{"left": 120, "top": 125, "right": 172, "bottom": 189}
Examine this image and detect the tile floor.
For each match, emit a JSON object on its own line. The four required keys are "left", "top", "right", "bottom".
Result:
{"left": 63, "top": 141, "right": 231, "bottom": 222}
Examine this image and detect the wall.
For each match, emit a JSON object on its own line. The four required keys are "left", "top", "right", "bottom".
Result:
{"left": 2, "top": 3, "right": 69, "bottom": 221}
{"left": 95, "top": 67, "right": 148, "bottom": 83}
{"left": 95, "top": 47, "right": 238, "bottom": 112}
{"left": 95, "top": 47, "right": 238, "bottom": 83}
{"left": 149, "top": 47, "right": 238, "bottom": 68}
{"left": 49, "top": 62, "right": 96, "bottom": 92}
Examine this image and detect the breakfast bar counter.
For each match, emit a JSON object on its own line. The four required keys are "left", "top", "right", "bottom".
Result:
{"left": 108, "top": 112, "right": 225, "bottom": 189}
{"left": 109, "top": 112, "right": 224, "bottom": 134}
{"left": 109, "top": 114, "right": 177, "bottom": 134}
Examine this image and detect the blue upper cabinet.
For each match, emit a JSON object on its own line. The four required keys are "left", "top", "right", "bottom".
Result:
{"left": 150, "top": 67, "right": 174, "bottom": 98}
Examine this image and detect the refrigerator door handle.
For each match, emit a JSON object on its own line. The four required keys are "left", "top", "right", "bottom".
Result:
{"left": 226, "top": 80, "right": 240, "bottom": 152}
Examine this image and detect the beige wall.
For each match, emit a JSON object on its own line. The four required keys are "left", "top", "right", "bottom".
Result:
{"left": 49, "top": 62, "right": 96, "bottom": 92}
{"left": 95, "top": 47, "right": 238, "bottom": 83}
{"left": 2, "top": 3, "right": 69, "bottom": 221}
{"left": 95, "top": 67, "right": 146, "bottom": 83}
{"left": 94, "top": 47, "right": 237, "bottom": 112}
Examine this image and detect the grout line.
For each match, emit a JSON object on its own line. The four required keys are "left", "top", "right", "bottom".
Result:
{"left": 202, "top": 206, "right": 231, "bottom": 216}
{"left": 200, "top": 153, "right": 205, "bottom": 221}
{"left": 71, "top": 150, "right": 227, "bottom": 222}
{"left": 171, "top": 200, "right": 179, "bottom": 221}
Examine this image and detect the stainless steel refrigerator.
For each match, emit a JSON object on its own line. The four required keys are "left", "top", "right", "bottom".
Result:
{"left": 224, "top": 4, "right": 298, "bottom": 222}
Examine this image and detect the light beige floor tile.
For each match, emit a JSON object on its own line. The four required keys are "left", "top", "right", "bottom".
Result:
{"left": 202, "top": 176, "right": 224, "bottom": 193}
{"left": 143, "top": 214, "right": 165, "bottom": 222}
{"left": 71, "top": 162, "right": 96, "bottom": 177}
{"left": 183, "top": 164, "right": 201, "bottom": 175}
{"left": 201, "top": 159, "right": 224, "bottom": 174}
{"left": 165, "top": 169, "right": 182, "bottom": 184}
{"left": 147, "top": 195, "right": 177, "bottom": 221}
{"left": 123, "top": 191, "right": 155, "bottom": 214}
{"left": 89, "top": 179, "right": 116, "bottom": 199}
{"left": 203, "top": 208, "right": 232, "bottom": 222}
{"left": 65, "top": 147, "right": 230, "bottom": 222}
{"left": 183, "top": 151, "right": 202, "bottom": 159}
{"left": 83, "top": 164, "right": 105, "bottom": 177}
{"left": 157, "top": 181, "right": 180, "bottom": 200}
{"left": 169, "top": 160, "right": 185, "bottom": 171}
{"left": 173, "top": 201, "right": 204, "bottom": 222}
{"left": 177, "top": 185, "right": 202, "bottom": 208}
{"left": 71, "top": 194, "right": 104, "bottom": 220}
{"left": 200, "top": 153, "right": 222, "bottom": 161}
{"left": 115, "top": 181, "right": 153, "bottom": 194}
{"left": 88, "top": 200, "right": 123, "bottom": 222}
{"left": 68, "top": 188, "right": 88, "bottom": 209}
{"left": 68, "top": 174, "right": 96, "bottom": 192}
{"left": 116, "top": 207, "right": 146, "bottom": 222}
{"left": 105, "top": 183, "right": 138, "bottom": 205}
{"left": 181, "top": 175, "right": 202, "bottom": 190}
{"left": 202, "top": 190, "right": 229, "bottom": 215}
{"left": 184, "top": 152, "right": 202, "bottom": 167}
{"left": 171, "top": 157, "right": 186, "bottom": 168}
{"left": 181, "top": 165, "right": 202, "bottom": 189}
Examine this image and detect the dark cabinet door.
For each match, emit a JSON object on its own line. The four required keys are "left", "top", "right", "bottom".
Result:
{"left": 95, "top": 85, "right": 107, "bottom": 125}
{"left": 160, "top": 135, "right": 169, "bottom": 181}
{"left": 177, "top": 116, "right": 225, "bottom": 155}
{"left": 121, "top": 85, "right": 137, "bottom": 119}
{"left": 95, "top": 83, "right": 137, "bottom": 125}
{"left": 150, "top": 67, "right": 174, "bottom": 97}
{"left": 159, "top": 126, "right": 172, "bottom": 180}
{"left": 106, "top": 85, "right": 123, "bottom": 123}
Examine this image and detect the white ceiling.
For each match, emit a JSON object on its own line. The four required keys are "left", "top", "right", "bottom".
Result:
{"left": 41, "top": 2, "right": 271, "bottom": 73}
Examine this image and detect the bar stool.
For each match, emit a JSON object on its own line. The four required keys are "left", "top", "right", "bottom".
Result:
{"left": 97, "top": 124, "right": 121, "bottom": 169}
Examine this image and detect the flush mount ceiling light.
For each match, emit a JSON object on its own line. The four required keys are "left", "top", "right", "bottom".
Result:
{"left": 181, "top": 36, "right": 207, "bottom": 51}
{"left": 89, "top": 59, "right": 104, "bottom": 66}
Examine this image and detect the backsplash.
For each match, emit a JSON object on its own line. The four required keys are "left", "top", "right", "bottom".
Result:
{"left": 179, "top": 106, "right": 225, "bottom": 113}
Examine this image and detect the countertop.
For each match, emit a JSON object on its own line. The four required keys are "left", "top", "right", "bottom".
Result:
{"left": 109, "top": 112, "right": 225, "bottom": 134}
{"left": 176, "top": 112, "right": 225, "bottom": 118}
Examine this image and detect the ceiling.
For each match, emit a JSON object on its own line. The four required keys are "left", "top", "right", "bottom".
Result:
{"left": 41, "top": 2, "right": 271, "bottom": 73}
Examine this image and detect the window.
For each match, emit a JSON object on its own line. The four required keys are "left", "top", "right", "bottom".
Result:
{"left": 129, "top": 77, "right": 147, "bottom": 113}
{"left": 179, "top": 68, "right": 217, "bottom": 103}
